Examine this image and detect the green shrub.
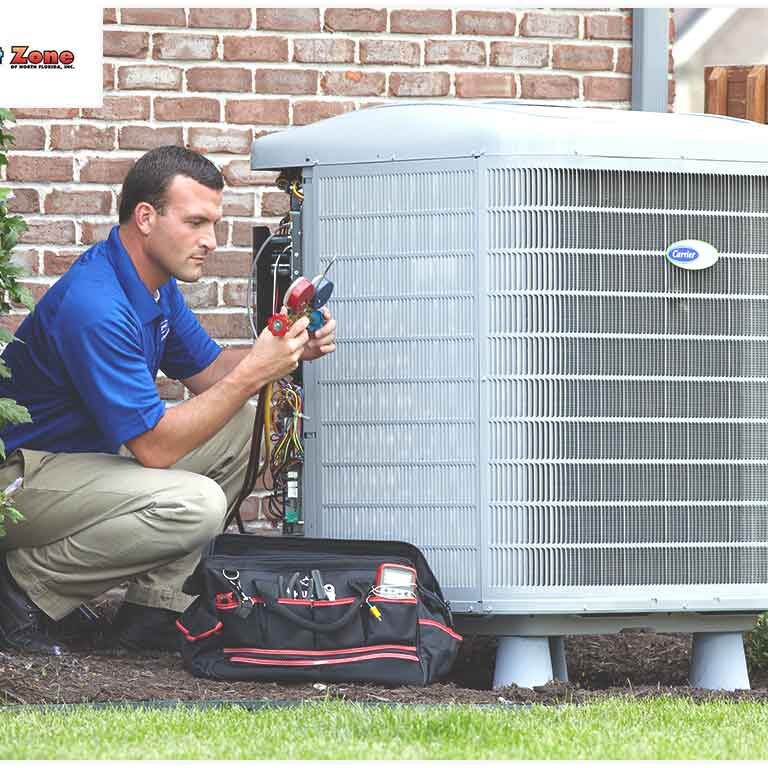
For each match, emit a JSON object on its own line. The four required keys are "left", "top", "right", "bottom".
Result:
{"left": 0, "top": 108, "right": 35, "bottom": 535}
{"left": 746, "top": 612, "right": 768, "bottom": 671}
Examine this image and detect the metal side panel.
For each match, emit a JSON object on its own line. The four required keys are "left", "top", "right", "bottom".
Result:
{"left": 481, "top": 160, "right": 768, "bottom": 614}
{"left": 301, "top": 159, "right": 482, "bottom": 604}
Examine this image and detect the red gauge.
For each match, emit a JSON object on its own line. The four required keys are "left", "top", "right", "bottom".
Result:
{"left": 284, "top": 277, "right": 315, "bottom": 314}
{"left": 267, "top": 313, "right": 289, "bottom": 336}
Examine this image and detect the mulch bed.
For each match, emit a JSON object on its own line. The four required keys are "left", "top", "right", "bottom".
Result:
{"left": 3, "top": 629, "right": 768, "bottom": 706}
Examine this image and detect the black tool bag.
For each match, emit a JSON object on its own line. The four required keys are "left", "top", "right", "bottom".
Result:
{"left": 176, "top": 534, "right": 462, "bottom": 685}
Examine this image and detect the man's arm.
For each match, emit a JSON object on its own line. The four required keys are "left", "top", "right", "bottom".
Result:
{"left": 128, "top": 318, "right": 310, "bottom": 468}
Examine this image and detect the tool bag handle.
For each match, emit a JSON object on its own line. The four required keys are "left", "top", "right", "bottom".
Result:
{"left": 263, "top": 596, "right": 363, "bottom": 634}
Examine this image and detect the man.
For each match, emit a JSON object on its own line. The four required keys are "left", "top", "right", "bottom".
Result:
{"left": 0, "top": 146, "right": 336, "bottom": 654}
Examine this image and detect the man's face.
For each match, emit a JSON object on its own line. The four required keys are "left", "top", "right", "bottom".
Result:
{"left": 145, "top": 174, "right": 223, "bottom": 283}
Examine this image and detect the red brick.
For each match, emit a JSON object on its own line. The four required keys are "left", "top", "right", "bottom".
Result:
{"left": 187, "top": 67, "right": 252, "bottom": 93}
{"left": 43, "top": 249, "right": 83, "bottom": 275}
{"left": 117, "top": 65, "right": 182, "bottom": 90}
{"left": 585, "top": 14, "right": 632, "bottom": 40}
{"left": 261, "top": 191, "right": 290, "bottom": 217}
{"left": 223, "top": 191, "right": 254, "bottom": 217}
{"left": 103, "top": 8, "right": 117, "bottom": 23}
{"left": 189, "top": 8, "right": 252, "bottom": 28}
{"left": 520, "top": 74, "right": 578, "bottom": 100}
{"left": 456, "top": 11, "right": 516, "bottom": 36}
{"left": 7, "top": 156, "right": 73, "bottom": 183}
{"left": 214, "top": 220, "right": 230, "bottom": 246}
{"left": 80, "top": 222, "right": 113, "bottom": 245}
{"left": 7, "top": 125, "right": 45, "bottom": 151}
{"left": 202, "top": 250, "right": 252, "bottom": 277}
{"left": 222, "top": 161, "right": 278, "bottom": 188}
{"left": 45, "top": 191, "right": 112, "bottom": 216}
{"left": 118, "top": 125, "right": 184, "bottom": 150}
{"left": 225, "top": 99, "right": 289, "bottom": 125}
{"left": 553, "top": 44, "right": 613, "bottom": 72}
{"left": 9, "top": 108, "right": 78, "bottom": 119}
{"left": 294, "top": 38, "right": 355, "bottom": 64}
{"left": 223, "top": 282, "right": 247, "bottom": 306}
{"left": 15, "top": 281, "right": 48, "bottom": 304}
{"left": 256, "top": 8, "right": 320, "bottom": 32}
{"left": 121, "top": 8, "right": 186, "bottom": 26}
{"left": 178, "top": 281, "right": 218, "bottom": 308}
{"left": 456, "top": 73, "right": 516, "bottom": 99}
{"left": 616, "top": 47, "right": 631, "bottom": 74}
{"left": 20, "top": 220, "right": 76, "bottom": 245}
{"left": 6, "top": 189, "right": 40, "bottom": 214}
{"left": 155, "top": 97, "right": 219, "bottom": 122}
{"left": 321, "top": 71, "right": 385, "bottom": 97}
{"left": 292, "top": 101, "right": 355, "bottom": 126}
{"left": 254, "top": 69, "right": 318, "bottom": 95}
{"left": 103, "top": 30, "right": 149, "bottom": 58}
{"left": 153, "top": 33, "right": 218, "bottom": 60}
{"left": 223, "top": 35, "right": 288, "bottom": 62}
{"left": 232, "top": 220, "right": 254, "bottom": 246}
{"left": 188, "top": 127, "right": 252, "bottom": 155}
{"left": 156, "top": 377, "right": 185, "bottom": 400}
{"left": 80, "top": 158, "right": 135, "bottom": 184}
{"left": 82, "top": 96, "right": 150, "bottom": 121}
{"left": 389, "top": 72, "right": 450, "bottom": 98}
{"left": 360, "top": 39, "right": 419, "bottom": 66}
{"left": 520, "top": 13, "right": 578, "bottom": 39}
{"left": 491, "top": 42, "right": 549, "bottom": 68}
{"left": 584, "top": 76, "right": 631, "bottom": 102}
{"left": 0, "top": 316, "right": 24, "bottom": 334}
{"left": 198, "top": 312, "right": 250, "bottom": 338}
{"left": 425, "top": 40, "right": 485, "bottom": 66}
{"left": 104, "top": 64, "right": 115, "bottom": 90}
{"left": 390, "top": 10, "right": 452, "bottom": 34}
{"left": 324, "top": 8, "right": 386, "bottom": 32}
{"left": 50, "top": 125, "right": 115, "bottom": 151}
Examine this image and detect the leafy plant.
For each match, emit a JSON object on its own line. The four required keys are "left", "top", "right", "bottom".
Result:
{"left": 746, "top": 613, "right": 768, "bottom": 672}
{"left": 0, "top": 108, "right": 34, "bottom": 535}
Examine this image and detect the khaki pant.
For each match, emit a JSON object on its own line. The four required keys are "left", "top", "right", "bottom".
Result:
{"left": 0, "top": 404, "right": 256, "bottom": 620}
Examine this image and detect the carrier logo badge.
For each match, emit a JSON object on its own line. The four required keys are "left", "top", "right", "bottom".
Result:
{"left": 665, "top": 239, "right": 719, "bottom": 271}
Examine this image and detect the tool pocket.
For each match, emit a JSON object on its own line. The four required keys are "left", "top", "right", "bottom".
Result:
{"left": 365, "top": 596, "right": 419, "bottom": 647}
{"left": 264, "top": 598, "right": 315, "bottom": 649}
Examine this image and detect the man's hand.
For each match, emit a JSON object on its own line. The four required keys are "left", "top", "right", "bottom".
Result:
{"left": 302, "top": 307, "right": 337, "bottom": 361}
{"left": 241, "top": 310, "right": 311, "bottom": 391}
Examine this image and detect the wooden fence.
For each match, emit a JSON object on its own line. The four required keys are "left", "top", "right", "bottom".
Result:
{"left": 705, "top": 64, "right": 767, "bottom": 123}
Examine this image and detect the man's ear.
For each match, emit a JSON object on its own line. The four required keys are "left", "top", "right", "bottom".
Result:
{"left": 134, "top": 202, "right": 156, "bottom": 236}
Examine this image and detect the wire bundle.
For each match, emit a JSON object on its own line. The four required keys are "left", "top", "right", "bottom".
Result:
{"left": 260, "top": 378, "right": 305, "bottom": 524}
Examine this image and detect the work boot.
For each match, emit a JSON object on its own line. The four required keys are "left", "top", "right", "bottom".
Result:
{"left": 0, "top": 555, "right": 65, "bottom": 655}
{"left": 110, "top": 602, "right": 181, "bottom": 653}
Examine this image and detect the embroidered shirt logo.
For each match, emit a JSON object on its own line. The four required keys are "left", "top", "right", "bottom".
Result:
{"left": 159, "top": 319, "right": 170, "bottom": 341}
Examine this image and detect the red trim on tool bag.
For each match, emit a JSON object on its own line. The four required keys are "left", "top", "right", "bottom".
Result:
{"left": 229, "top": 652, "right": 420, "bottom": 667}
{"left": 369, "top": 596, "right": 417, "bottom": 604}
{"left": 176, "top": 618, "right": 223, "bottom": 641}
{"left": 312, "top": 597, "right": 356, "bottom": 607}
{"left": 223, "top": 643, "right": 417, "bottom": 656}
{"left": 277, "top": 598, "right": 313, "bottom": 606}
{"left": 418, "top": 619, "right": 463, "bottom": 642}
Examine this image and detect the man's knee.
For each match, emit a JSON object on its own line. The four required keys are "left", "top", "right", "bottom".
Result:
{"left": 179, "top": 474, "right": 227, "bottom": 546}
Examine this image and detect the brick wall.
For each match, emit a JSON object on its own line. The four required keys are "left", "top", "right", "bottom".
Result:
{"left": 2, "top": 7, "right": 674, "bottom": 404}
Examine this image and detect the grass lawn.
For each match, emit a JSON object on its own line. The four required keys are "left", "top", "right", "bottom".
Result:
{"left": 2, "top": 697, "right": 768, "bottom": 759}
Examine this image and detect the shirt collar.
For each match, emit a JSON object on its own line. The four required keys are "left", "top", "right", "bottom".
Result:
{"left": 106, "top": 226, "right": 164, "bottom": 324}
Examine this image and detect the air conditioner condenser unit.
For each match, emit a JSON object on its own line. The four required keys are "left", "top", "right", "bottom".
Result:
{"left": 251, "top": 103, "right": 768, "bottom": 690}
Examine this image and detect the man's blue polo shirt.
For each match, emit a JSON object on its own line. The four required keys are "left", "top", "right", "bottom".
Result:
{"left": 0, "top": 226, "right": 221, "bottom": 455}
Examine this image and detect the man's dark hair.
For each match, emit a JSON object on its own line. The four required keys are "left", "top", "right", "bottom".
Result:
{"left": 118, "top": 145, "right": 224, "bottom": 224}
